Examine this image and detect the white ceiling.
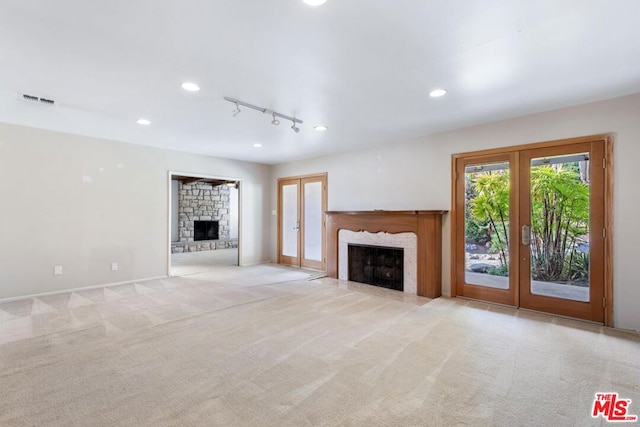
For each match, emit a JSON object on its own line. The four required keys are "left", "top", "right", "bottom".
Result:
{"left": 1, "top": 1, "right": 639, "bottom": 164}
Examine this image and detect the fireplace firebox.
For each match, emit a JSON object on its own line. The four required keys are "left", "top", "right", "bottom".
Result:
{"left": 194, "top": 220, "right": 219, "bottom": 241}
{"left": 348, "top": 244, "right": 404, "bottom": 291}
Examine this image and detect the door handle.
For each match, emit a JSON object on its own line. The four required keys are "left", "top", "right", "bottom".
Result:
{"left": 293, "top": 220, "right": 300, "bottom": 231}
{"left": 521, "top": 225, "right": 531, "bottom": 246}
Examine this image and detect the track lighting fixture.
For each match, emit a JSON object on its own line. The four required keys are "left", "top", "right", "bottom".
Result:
{"left": 223, "top": 97, "right": 303, "bottom": 133}
{"left": 232, "top": 102, "right": 241, "bottom": 117}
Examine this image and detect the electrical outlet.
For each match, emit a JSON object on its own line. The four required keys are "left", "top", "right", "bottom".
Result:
{"left": 54, "top": 265, "right": 63, "bottom": 275}
{"left": 111, "top": 262, "right": 118, "bottom": 271}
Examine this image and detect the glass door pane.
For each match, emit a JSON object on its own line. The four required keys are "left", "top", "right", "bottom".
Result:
{"left": 464, "top": 162, "right": 511, "bottom": 290}
{"left": 281, "top": 183, "right": 299, "bottom": 258}
{"left": 303, "top": 181, "right": 323, "bottom": 262}
{"left": 528, "top": 153, "right": 590, "bottom": 302}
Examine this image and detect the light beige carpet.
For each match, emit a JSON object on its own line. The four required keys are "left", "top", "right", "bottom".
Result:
{"left": 170, "top": 248, "right": 239, "bottom": 276}
{"left": 0, "top": 264, "right": 638, "bottom": 426}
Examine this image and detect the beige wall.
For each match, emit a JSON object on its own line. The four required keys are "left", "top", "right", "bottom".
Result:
{"left": 171, "top": 179, "right": 179, "bottom": 242}
{"left": 0, "top": 123, "right": 271, "bottom": 300}
{"left": 270, "top": 93, "right": 640, "bottom": 331}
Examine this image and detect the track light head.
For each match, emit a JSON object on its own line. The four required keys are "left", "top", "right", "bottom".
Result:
{"left": 291, "top": 122, "right": 300, "bottom": 133}
{"left": 232, "top": 103, "right": 241, "bottom": 117}
{"left": 271, "top": 113, "right": 280, "bottom": 126}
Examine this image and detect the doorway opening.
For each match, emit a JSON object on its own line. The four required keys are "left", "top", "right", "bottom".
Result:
{"left": 168, "top": 173, "right": 240, "bottom": 276}
{"left": 452, "top": 135, "right": 613, "bottom": 325}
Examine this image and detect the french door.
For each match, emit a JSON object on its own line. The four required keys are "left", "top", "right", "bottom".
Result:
{"left": 278, "top": 173, "right": 327, "bottom": 270}
{"left": 453, "top": 136, "right": 611, "bottom": 324}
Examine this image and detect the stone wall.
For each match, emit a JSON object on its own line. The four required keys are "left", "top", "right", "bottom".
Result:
{"left": 172, "top": 181, "right": 237, "bottom": 253}
{"left": 171, "top": 239, "right": 238, "bottom": 254}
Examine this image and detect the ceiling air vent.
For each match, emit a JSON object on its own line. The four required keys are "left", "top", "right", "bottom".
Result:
{"left": 20, "top": 93, "right": 56, "bottom": 106}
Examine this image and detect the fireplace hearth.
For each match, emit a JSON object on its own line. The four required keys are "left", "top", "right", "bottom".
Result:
{"left": 348, "top": 244, "right": 404, "bottom": 291}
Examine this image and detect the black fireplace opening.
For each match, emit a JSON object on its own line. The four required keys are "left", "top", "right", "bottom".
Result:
{"left": 348, "top": 244, "right": 404, "bottom": 291}
{"left": 194, "top": 220, "right": 219, "bottom": 241}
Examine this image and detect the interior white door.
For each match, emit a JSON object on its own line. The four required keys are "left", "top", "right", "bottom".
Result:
{"left": 278, "top": 174, "right": 327, "bottom": 270}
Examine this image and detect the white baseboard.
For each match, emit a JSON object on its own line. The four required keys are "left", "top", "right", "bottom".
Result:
{"left": 239, "top": 259, "right": 272, "bottom": 267}
{"left": 0, "top": 275, "right": 168, "bottom": 303}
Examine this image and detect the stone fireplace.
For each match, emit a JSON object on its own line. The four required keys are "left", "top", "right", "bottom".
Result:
{"left": 171, "top": 181, "right": 238, "bottom": 253}
{"left": 325, "top": 210, "right": 447, "bottom": 298}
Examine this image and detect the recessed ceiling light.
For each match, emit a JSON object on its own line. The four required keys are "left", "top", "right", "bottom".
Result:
{"left": 303, "top": 0, "right": 327, "bottom": 5}
{"left": 181, "top": 82, "right": 200, "bottom": 92}
{"left": 314, "top": 125, "right": 328, "bottom": 131}
{"left": 252, "top": 143, "right": 262, "bottom": 148}
{"left": 429, "top": 89, "right": 447, "bottom": 98}
{"left": 136, "top": 118, "right": 151, "bottom": 125}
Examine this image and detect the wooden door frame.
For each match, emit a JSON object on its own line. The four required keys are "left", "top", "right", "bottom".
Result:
{"left": 518, "top": 141, "right": 605, "bottom": 323}
{"left": 451, "top": 134, "right": 614, "bottom": 326}
{"left": 453, "top": 152, "right": 519, "bottom": 306}
{"left": 277, "top": 172, "right": 328, "bottom": 270}
{"left": 299, "top": 175, "right": 328, "bottom": 270}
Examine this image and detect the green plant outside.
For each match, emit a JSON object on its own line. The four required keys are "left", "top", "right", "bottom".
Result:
{"left": 467, "top": 171, "right": 510, "bottom": 267}
{"left": 466, "top": 163, "right": 589, "bottom": 283}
